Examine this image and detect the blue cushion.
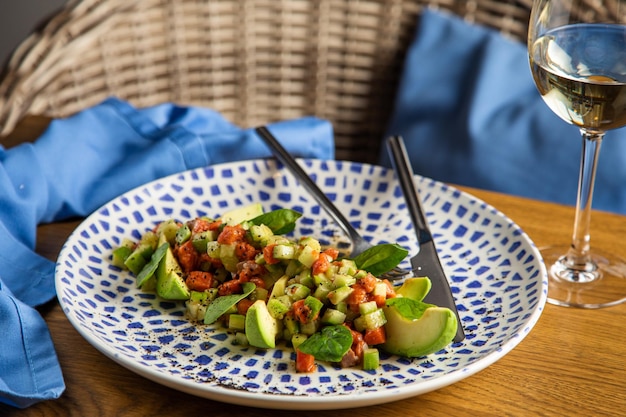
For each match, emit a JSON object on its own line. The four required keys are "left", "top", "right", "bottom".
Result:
{"left": 381, "top": 9, "right": 626, "bottom": 214}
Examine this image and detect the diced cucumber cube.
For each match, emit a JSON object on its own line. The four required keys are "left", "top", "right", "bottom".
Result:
{"left": 175, "top": 224, "right": 191, "bottom": 245}
{"left": 111, "top": 245, "right": 132, "bottom": 269}
{"left": 233, "top": 332, "right": 249, "bottom": 346}
{"left": 373, "top": 282, "right": 388, "bottom": 298}
{"left": 327, "top": 286, "right": 354, "bottom": 305}
{"left": 253, "top": 287, "right": 269, "bottom": 302}
{"left": 333, "top": 274, "right": 356, "bottom": 288}
{"left": 299, "top": 237, "right": 321, "bottom": 253}
{"left": 206, "top": 241, "right": 220, "bottom": 259}
{"left": 285, "top": 283, "right": 311, "bottom": 301}
{"left": 304, "top": 296, "right": 324, "bottom": 320}
{"left": 267, "top": 298, "right": 290, "bottom": 319}
{"left": 228, "top": 314, "right": 246, "bottom": 331}
{"left": 338, "top": 259, "right": 358, "bottom": 276}
{"left": 320, "top": 308, "right": 347, "bottom": 325}
{"left": 296, "top": 269, "right": 314, "bottom": 288}
{"left": 297, "top": 244, "right": 318, "bottom": 268}
{"left": 285, "top": 259, "right": 304, "bottom": 277}
{"left": 291, "top": 333, "right": 308, "bottom": 350}
{"left": 156, "top": 220, "right": 179, "bottom": 243}
{"left": 191, "top": 230, "right": 216, "bottom": 253}
{"left": 219, "top": 243, "right": 238, "bottom": 272}
{"left": 354, "top": 309, "right": 387, "bottom": 332}
{"left": 249, "top": 224, "right": 273, "bottom": 246}
{"left": 123, "top": 243, "right": 154, "bottom": 275}
{"left": 359, "top": 301, "right": 379, "bottom": 316}
{"left": 313, "top": 273, "right": 331, "bottom": 287}
{"left": 284, "top": 315, "right": 300, "bottom": 335}
{"left": 273, "top": 244, "right": 295, "bottom": 260}
{"left": 362, "top": 348, "right": 380, "bottom": 370}
{"left": 300, "top": 319, "right": 320, "bottom": 335}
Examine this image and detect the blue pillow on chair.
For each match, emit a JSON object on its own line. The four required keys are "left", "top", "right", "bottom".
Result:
{"left": 381, "top": 9, "right": 626, "bottom": 214}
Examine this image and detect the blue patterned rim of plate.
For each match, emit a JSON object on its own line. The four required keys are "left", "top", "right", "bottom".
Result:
{"left": 55, "top": 159, "right": 548, "bottom": 410}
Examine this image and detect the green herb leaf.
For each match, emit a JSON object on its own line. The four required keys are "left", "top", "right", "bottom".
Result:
{"left": 135, "top": 242, "right": 169, "bottom": 287}
{"left": 385, "top": 297, "right": 435, "bottom": 320}
{"left": 297, "top": 325, "right": 353, "bottom": 362}
{"left": 250, "top": 209, "right": 302, "bottom": 235}
{"left": 351, "top": 243, "right": 408, "bottom": 276}
{"left": 204, "top": 282, "right": 256, "bottom": 324}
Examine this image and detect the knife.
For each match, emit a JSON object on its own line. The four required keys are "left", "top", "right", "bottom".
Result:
{"left": 386, "top": 135, "right": 465, "bottom": 343}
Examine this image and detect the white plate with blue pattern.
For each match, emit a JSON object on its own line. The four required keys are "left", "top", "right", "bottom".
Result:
{"left": 55, "top": 159, "right": 548, "bottom": 410}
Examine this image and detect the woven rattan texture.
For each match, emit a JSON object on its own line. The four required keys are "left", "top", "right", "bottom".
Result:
{"left": 0, "top": 0, "right": 544, "bottom": 162}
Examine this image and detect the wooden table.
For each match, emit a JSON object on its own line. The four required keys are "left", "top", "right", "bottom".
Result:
{"left": 2, "top": 117, "right": 625, "bottom": 416}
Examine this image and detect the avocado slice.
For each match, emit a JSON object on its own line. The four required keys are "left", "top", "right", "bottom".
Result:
{"left": 245, "top": 300, "right": 280, "bottom": 349}
{"left": 156, "top": 245, "right": 190, "bottom": 300}
{"left": 382, "top": 305, "right": 457, "bottom": 357}
{"left": 395, "top": 277, "right": 432, "bottom": 301}
{"left": 220, "top": 203, "right": 264, "bottom": 225}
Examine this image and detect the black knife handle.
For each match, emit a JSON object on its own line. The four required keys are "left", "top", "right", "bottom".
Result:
{"left": 385, "top": 136, "right": 432, "bottom": 244}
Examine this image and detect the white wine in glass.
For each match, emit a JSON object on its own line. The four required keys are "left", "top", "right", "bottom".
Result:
{"left": 528, "top": 0, "right": 626, "bottom": 308}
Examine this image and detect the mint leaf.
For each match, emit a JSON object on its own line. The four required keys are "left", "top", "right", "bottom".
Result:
{"left": 297, "top": 325, "right": 352, "bottom": 362}
{"left": 135, "top": 242, "right": 169, "bottom": 287}
{"left": 352, "top": 243, "right": 408, "bottom": 276}
{"left": 204, "top": 282, "right": 256, "bottom": 324}
{"left": 251, "top": 209, "right": 302, "bottom": 235}
{"left": 385, "top": 297, "right": 435, "bottom": 320}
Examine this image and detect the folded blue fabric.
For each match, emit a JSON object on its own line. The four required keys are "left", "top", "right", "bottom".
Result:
{"left": 381, "top": 9, "right": 626, "bottom": 214}
{"left": 0, "top": 97, "right": 334, "bottom": 408}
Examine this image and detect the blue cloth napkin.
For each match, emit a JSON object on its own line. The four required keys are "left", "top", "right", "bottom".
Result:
{"left": 381, "top": 9, "right": 626, "bottom": 214}
{"left": 0, "top": 97, "right": 334, "bottom": 408}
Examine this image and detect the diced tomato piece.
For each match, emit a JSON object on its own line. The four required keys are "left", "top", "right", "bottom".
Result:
{"left": 350, "top": 329, "right": 366, "bottom": 360}
{"left": 237, "top": 298, "right": 254, "bottom": 315}
{"left": 312, "top": 253, "right": 331, "bottom": 275}
{"left": 373, "top": 293, "right": 387, "bottom": 308}
{"left": 198, "top": 252, "right": 223, "bottom": 269}
{"left": 176, "top": 240, "right": 198, "bottom": 273}
{"left": 218, "top": 279, "right": 242, "bottom": 296}
{"left": 249, "top": 276, "right": 266, "bottom": 290}
{"left": 295, "top": 350, "right": 317, "bottom": 373}
{"left": 363, "top": 326, "right": 386, "bottom": 345}
{"left": 208, "top": 220, "right": 222, "bottom": 231}
{"left": 291, "top": 299, "right": 311, "bottom": 324}
{"left": 263, "top": 244, "right": 280, "bottom": 265}
{"left": 186, "top": 271, "right": 214, "bottom": 292}
{"left": 217, "top": 225, "right": 246, "bottom": 244}
{"left": 359, "top": 274, "right": 377, "bottom": 293}
{"left": 191, "top": 218, "right": 213, "bottom": 233}
{"left": 347, "top": 286, "right": 368, "bottom": 309}
{"left": 235, "top": 241, "right": 258, "bottom": 261}
{"left": 323, "top": 248, "right": 339, "bottom": 260}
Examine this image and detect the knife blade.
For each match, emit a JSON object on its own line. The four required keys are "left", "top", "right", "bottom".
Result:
{"left": 386, "top": 135, "right": 465, "bottom": 343}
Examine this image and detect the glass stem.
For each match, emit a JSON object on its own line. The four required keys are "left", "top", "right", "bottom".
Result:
{"left": 564, "top": 129, "right": 604, "bottom": 274}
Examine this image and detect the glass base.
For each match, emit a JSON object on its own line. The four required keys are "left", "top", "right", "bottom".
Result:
{"left": 541, "top": 246, "right": 626, "bottom": 308}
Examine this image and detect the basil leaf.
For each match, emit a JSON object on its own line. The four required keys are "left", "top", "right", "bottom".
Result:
{"left": 351, "top": 243, "right": 408, "bottom": 276}
{"left": 204, "top": 282, "right": 256, "bottom": 324}
{"left": 251, "top": 208, "right": 302, "bottom": 235}
{"left": 135, "top": 242, "right": 169, "bottom": 287}
{"left": 385, "top": 297, "right": 435, "bottom": 320}
{"left": 297, "top": 325, "right": 352, "bottom": 362}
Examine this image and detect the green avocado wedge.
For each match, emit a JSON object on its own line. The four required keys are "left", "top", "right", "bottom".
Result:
{"left": 245, "top": 300, "right": 280, "bottom": 349}
{"left": 156, "top": 245, "right": 190, "bottom": 300}
{"left": 395, "top": 277, "right": 432, "bottom": 301}
{"left": 382, "top": 303, "right": 457, "bottom": 357}
{"left": 220, "top": 203, "right": 264, "bottom": 225}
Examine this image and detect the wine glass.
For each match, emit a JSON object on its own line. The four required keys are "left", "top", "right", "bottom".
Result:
{"left": 528, "top": 0, "right": 626, "bottom": 308}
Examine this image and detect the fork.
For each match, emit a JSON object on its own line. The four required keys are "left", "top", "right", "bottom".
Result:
{"left": 255, "top": 126, "right": 410, "bottom": 281}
